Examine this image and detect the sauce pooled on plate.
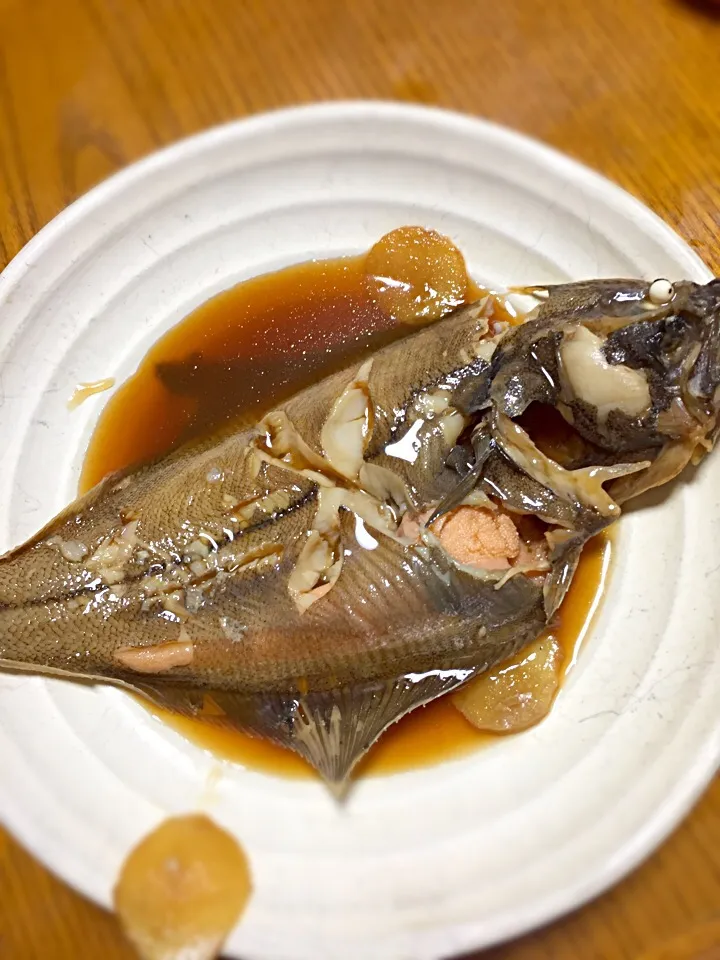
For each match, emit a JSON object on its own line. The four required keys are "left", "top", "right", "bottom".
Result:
{"left": 80, "top": 227, "right": 610, "bottom": 779}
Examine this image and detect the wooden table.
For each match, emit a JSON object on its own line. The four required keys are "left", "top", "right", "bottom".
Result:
{"left": 0, "top": 1, "right": 719, "bottom": 957}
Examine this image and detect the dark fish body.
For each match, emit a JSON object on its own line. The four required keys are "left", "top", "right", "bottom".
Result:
{"left": 1, "top": 278, "right": 719, "bottom": 789}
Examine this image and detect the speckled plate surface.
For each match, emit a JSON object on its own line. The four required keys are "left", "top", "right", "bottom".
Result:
{"left": 0, "top": 103, "right": 717, "bottom": 960}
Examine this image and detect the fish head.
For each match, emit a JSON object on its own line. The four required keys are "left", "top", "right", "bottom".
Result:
{"left": 515, "top": 276, "right": 718, "bottom": 324}
{"left": 678, "top": 278, "right": 720, "bottom": 413}
{"left": 588, "top": 277, "right": 720, "bottom": 440}
{"left": 492, "top": 277, "right": 720, "bottom": 463}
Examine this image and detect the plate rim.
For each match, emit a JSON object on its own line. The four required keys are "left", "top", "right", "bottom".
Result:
{"left": 0, "top": 100, "right": 712, "bottom": 302}
{"left": 0, "top": 101, "right": 717, "bottom": 957}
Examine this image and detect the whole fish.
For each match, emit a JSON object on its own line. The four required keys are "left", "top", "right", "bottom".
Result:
{"left": 1, "top": 276, "right": 718, "bottom": 791}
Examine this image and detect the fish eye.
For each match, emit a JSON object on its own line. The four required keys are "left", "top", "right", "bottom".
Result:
{"left": 647, "top": 278, "right": 675, "bottom": 305}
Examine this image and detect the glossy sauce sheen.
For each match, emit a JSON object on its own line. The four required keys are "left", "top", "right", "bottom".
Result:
{"left": 82, "top": 250, "right": 488, "bottom": 483}
{"left": 81, "top": 252, "right": 610, "bottom": 779}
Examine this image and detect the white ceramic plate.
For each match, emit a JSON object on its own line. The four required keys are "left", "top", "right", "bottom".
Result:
{"left": 0, "top": 102, "right": 717, "bottom": 960}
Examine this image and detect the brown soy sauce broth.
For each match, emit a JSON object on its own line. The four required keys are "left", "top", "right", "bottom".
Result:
{"left": 81, "top": 233, "right": 610, "bottom": 780}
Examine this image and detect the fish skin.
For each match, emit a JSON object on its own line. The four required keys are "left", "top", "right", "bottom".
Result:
{"left": 0, "top": 300, "right": 500, "bottom": 685}
{"left": 1, "top": 277, "right": 719, "bottom": 787}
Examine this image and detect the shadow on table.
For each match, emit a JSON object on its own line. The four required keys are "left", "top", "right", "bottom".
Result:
{"left": 678, "top": 0, "right": 720, "bottom": 18}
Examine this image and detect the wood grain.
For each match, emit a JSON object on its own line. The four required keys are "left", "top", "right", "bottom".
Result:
{"left": 0, "top": 0, "right": 719, "bottom": 957}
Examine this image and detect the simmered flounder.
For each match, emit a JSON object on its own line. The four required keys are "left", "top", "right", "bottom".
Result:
{"left": 1, "top": 277, "right": 719, "bottom": 791}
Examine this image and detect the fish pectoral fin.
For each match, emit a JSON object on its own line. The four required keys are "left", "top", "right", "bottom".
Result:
{"left": 429, "top": 432, "right": 496, "bottom": 524}
{"left": 427, "top": 465, "right": 484, "bottom": 525}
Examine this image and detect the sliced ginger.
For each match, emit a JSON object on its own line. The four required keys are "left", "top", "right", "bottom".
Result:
{"left": 365, "top": 226, "right": 469, "bottom": 324}
{"left": 452, "top": 634, "right": 563, "bottom": 734}
{"left": 114, "top": 814, "right": 252, "bottom": 960}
